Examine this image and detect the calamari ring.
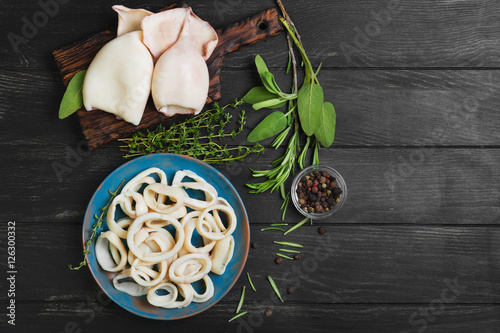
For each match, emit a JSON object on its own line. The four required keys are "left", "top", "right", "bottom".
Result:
{"left": 122, "top": 167, "right": 167, "bottom": 193}
{"left": 172, "top": 170, "right": 218, "bottom": 210}
{"left": 210, "top": 235, "right": 234, "bottom": 275}
{"left": 95, "top": 231, "right": 127, "bottom": 272}
{"left": 143, "top": 183, "right": 185, "bottom": 214}
{"left": 196, "top": 204, "right": 237, "bottom": 241}
{"left": 147, "top": 282, "right": 178, "bottom": 308}
{"left": 147, "top": 282, "right": 193, "bottom": 309}
{"left": 131, "top": 258, "right": 168, "bottom": 287}
{"left": 168, "top": 253, "right": 211, "bottom": 284}
{"left": 107, "top": 192, "right": 147, "bottom": 238}
{"left": 181, "top": 211, "right": 216, "bottom": 254}
{"left": 127, "top": 212, "right": 185, "bottom": 263}
{"left": 113, "top": 269, "right": 149, "bottom": 297}
{"left": 192, "top": 275, "right": 214, "bottom": 303}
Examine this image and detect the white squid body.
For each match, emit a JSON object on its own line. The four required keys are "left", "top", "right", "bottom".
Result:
{"left": 82, "top": 30, "right": 154, "bottom": 125}
{"left": 151, "top": 9, "right": 217, "bottom": 116}
{"left": 112, "top": 5, "right": 152, "bottom": 36}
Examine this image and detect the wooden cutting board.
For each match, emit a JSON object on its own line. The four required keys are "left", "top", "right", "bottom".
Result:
{"left": 52, "top": 5, "right": 283, "bottom": 149}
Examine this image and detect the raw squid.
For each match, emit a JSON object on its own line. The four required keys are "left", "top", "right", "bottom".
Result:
{"left": 141, "top": 7, "right": 218, "bottom": 61}
{"left": 112, "top": 5, "right": 152, "bottom": 36}
{"left": 82, "top": 30, "right": 153, "bottom": 125}
{"left": 151, "top": 9, "right": 215, "bottom": 116}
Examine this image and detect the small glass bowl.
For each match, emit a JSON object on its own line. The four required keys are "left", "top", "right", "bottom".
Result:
{"left": 291, "top": 165, "right": 347, "bottom": 220}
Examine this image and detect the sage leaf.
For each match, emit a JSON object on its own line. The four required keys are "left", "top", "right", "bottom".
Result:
{"left": 247, "top": 111, "right": 287, "bottom": 142}
{"left": 243, "top": 86, "right": 279, "bottom": 105}
{"left": 252, "top": 98, "right": 287, "bottom": 110}
{"left": 314, "top": 102, "right": 336, "bottom": 148}
{"left": 255, "top": 55, "right": 282, "bottom": 94}
{"left": 297, "top": 83, "right": 324, "bottom": 136}
{"left": 255, "top": 55, "right": 270, "bottom": 80}
{"left": 262, "top": 72, "right": 282, "bottom": 94}
{"left": 59, "top": 70, "right": 87, "bottom": 119}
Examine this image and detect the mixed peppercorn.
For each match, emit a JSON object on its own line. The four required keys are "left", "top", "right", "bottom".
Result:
{"left": 296, "top": 170, "right": 342, "bottom": 214}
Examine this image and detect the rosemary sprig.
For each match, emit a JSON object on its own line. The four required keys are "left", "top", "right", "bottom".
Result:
{"left": 69, "top": 179, "right": 125, "bottom": 270}
{"left": 236, "top": 286, "right": 246, "bottom": 313}
{"left": 228, "top": 311, "right": 248, "bottom": 322}
{"left": 267, "top": 275, "right": 284, "bottom": 302}
{"left": 247, "top": 273, "right": 256, "bottom": 292}
{"left": 276, "top": 253, "right": 293, "bottom": 260}
{"left": 120, "top": 100, "right": 264, "bottom": 164}
{"left": 273, "top": 241, "right": 303, "bottom": 248}
{"left": 284, "top": 217, "right": 311, "bottom": 235}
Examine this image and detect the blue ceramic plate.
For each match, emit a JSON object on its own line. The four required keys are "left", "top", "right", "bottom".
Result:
{"left": 83, "top": 154, "right": 250, "bottom": 320}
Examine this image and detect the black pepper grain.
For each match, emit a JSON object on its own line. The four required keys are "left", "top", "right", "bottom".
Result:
{"left": 275, "top": 257, "right": 284, "bottom": 264}
{"left": 265, "top": 309, "right": 273, "bottom": 317}
{"left": 318, "top": 227, "right": 327, "bottom": 234}
{"left": 293, "top": 254, "right": 301, "bottom": 260}
{"left": 287, "top": 287, "right": 294, "bottom": 294}
{"left": 251, "top": 242, "right": 258, "bottom": 249}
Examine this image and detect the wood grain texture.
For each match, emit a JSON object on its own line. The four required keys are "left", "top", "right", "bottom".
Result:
{"left": 1, "top": 302, "right": 499, "bottom": 333}
{"left": 1, "top": 0, "right": 500, "bottom": 331}
{"left": 1, "top": 146, "right": 500, "bottom": 225}
{"left": 0, "top": 223, "right": 498, "bottom": 304}
{"left": 0, "top": 295, "right": 500, "bottom": 333}
{"left": 3, "top": 0, "right": 500, "bottom": 69}
{"left": 2, "top": 68, "right": 500, "bottom": 147}
{"left": 52, "top": 7, "right": 282, "bottom": 149}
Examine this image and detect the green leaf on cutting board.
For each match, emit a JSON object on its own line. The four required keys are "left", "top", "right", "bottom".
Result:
{"left": 247, "top": 111, "right": 288, "bottom": 142}
{"left": 314, "top": 102, "right": 336, "bottom": 148}
{"left": 58, "top": 70, "right": 86, "bottom": 119}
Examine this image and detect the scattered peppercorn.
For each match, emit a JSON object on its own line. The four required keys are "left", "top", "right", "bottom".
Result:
{"left": 287, "top": 288, "right": 294, "bottom": 294}
{"left": 293, "top": 254, "right": 301, "bottom": 260}
{"left": 318, "top": 227, "right": 327, "bottom": 234}
{"left": 265, "top": 309, "right": 273, "bottom": 317}
{"left": 251, "top": 242, "right": 258, "bottom": 249}
{"left": 275, "top": 257, "right": 284, "bottom": 264}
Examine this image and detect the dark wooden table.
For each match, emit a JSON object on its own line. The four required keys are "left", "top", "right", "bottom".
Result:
{"left": 1, "top": 0, "right": 500, "bottom": 332}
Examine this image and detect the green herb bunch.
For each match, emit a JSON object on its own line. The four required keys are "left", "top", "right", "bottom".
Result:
{"left": 120, "top": 100, "right": 264, "bottom": 164}
{"left": 243, "top": 1, "right": 336, "bottom": 216}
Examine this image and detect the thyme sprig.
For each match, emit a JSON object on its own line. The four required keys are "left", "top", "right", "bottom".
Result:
{"left": 69, "top": 179, "right": 125, "bottom": 270}
{"left": 120, "top": 100, "right": 264, "bottom": 164}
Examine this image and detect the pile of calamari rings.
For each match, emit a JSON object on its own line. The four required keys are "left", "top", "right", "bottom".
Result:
{"left": 95, "top": 167, "right": 237, "bottom": 308}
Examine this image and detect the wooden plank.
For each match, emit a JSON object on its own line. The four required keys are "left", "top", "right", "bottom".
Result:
{"left": 3, "top": 0, "right": 500, "bottom": 69}
{"left": 1, "top": 302, "right": 499, "bottom": 333}
{"left": 1, "top": 222, "right": 499, "bottom": 303}
{"left": 1, "top": 146, "right": 500, "bottom": 224}
{"left": 1, "top": 68, "right": 500, "bottom": 147}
